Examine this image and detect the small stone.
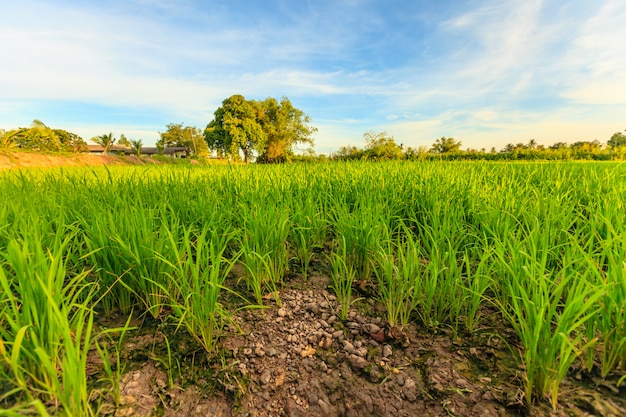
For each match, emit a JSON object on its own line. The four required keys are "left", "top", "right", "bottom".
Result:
{"left": 355, "top": 347, "right": 368, "bottom": 357}
{"left": 319, "top": 336, "right": 332, "bottom": 350}
{"left": 305, "top": 303, "right": 319, "bottom": 314}
{"left": 327, "top": 316, "right": 336, "bottom": 325}
{"left": 396, "top": 375, "right": 405, "bottom": 386}
{"left": 382, "top": 344, "right": 392, "bottom": 358}
{"left": 260, "top": 369, "right": 272, "bottom": 385}
{"left": 277, "top": 308, "right": 287, "bottom": 317}
{"left": 319, "top": 361, "right": 328, "bottom": 372}
{"left": 343, "top": 341, "right": 355, "bottom": 353}
{"left": 267, "top": 347, "right": 277, "bottom": 357}
{"left": 371, "top": 331, "right": 385, "bottom": 343}
{"left": 318, "top": 399, "right": 331, "bottom": 415}
{"left": 332, "top": 330, "right": 344, "bottom": 340}
{"left": 362, "top": 323, "right": 382, "bottom": 335}
{"left": 348, "top": 354, "right": 369, "bottom": 370}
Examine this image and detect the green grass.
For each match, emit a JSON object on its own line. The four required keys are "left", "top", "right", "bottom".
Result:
{"left": 0, "top": 161, "right": 625, "bottom": 413}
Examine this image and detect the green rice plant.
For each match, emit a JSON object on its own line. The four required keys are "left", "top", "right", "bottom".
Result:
{"left": 239, "top": 204, "right": 291, "bottom": 305}
{"left": 458, "top": 245, "right": 494, "bottom": 335}
{"left": 414, "top": 229, "right": 465, "bottom": 331}
{"left": 492, "top": 228, "right": 604, "bottom": 409}
{"left": 372, "top": 225, "right": 423, "bottom": 329}
{"left": 83, "top": 205, "right": 178, "bottom": 318}
{"left": 329, "top": 236, "right": 359, "bottom": 321}
{"left": 94, "top": 315, "right": 135, "bottom": 409}
{"left": 329, "top": 198, "right": 388, "bottom": 282}
{"left": 597, "top": 251, "right": 626, "bottom": 375}
{"left": 162, "top": 226, "right": 243, "bottom": 353}
{"left": 289, "top": 196, "right": 327, "bottom": 280}
{"left": 0, "top": 229, "right": 97, "bottom": 416}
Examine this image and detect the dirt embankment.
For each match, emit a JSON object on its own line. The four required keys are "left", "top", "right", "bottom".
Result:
{"left": 0, "top": 152, "right": 161, "bottom": 170}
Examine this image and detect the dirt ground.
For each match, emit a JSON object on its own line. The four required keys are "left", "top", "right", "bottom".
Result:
{"left": 0, "top": 151, "right": 159, "bottom": 170}
{"left": 91, "top": 270, "right": 626, "bottom": 417}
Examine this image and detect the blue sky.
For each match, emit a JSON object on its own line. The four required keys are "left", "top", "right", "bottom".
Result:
{"left": 1, "top": 0, "right": 625, "bottom": 154}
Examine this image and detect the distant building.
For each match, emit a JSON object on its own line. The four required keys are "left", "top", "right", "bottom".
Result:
{"left": 86, "top": 145, "right": 188, "bottom": 158}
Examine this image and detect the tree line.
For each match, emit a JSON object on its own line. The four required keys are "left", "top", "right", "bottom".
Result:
{"left": 327, "top": 131, "right": 626, "bottom": 162}
{"left": 2, "top": 97, "right": 625, "bottom": 162}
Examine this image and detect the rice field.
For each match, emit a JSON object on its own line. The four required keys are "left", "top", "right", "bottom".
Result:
{"left": 0, "top": 160, "right": 625, "bottom": 415}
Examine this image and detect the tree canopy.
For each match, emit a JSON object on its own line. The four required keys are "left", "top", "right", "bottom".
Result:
{"left": 0, "top": 120, "right": 87, "bottom": 153}
{"left": 608, "top": 131, "right": 626, "bottom": 148}
{"left": 91, "top": 132, "right": 116, "bottom": 155}
{"left": 362, "top": 131, "right": 403, "bottom": 160}
{"left": 431, "top": 137, "right": 462, "bottom": 154}
{"left": 205, "top": 95, "right": 316, "bottom": 163}
{"left": 158, "top": 123, "right": 209, "bottom": 157}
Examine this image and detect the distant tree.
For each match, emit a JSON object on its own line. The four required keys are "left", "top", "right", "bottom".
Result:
{"left": 159, "top": 123, "right": 209, "bottom": 157}
{"left": 362, "top": 131, "right": 403, "bottom": 160}
{"left": 608, "top": 131, "right": 626, "bottom": 148}
{"left": 130, "top": 139, "right": 143, "bottom": 157}
{"left": 91, "top": 132, "right": 116, "bottom": 154}
{"left": 256, "top": 97, "right": 317, "bottom": 163}
{"left": 431, "top": 137, "right": 462, "bottom": 153}
{"left": 333, "top": 145, "right": 364, "bottom": 160}
{"left": 118, "top": 134, "right": 131, "bottom": 147}
{"left": 5, "top": 120, "right": 87, "bottom": 152}
{"left": 404, "top": 145, "right": 429, "bottom": 161}
{"left": 527, "top": 139, "right": 537, "bottom": 149}
{"left": 205, "top": 95, "right": 266, "bottom": 162}
{"left": 549, "top": 142, "right": 568, "bottom": 150}
{"left": 0, "top": 128, "right": 15, "bottom": 149}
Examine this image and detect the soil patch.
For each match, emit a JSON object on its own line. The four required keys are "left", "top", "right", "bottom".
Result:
{"left": 93, "top": 272, "right": 626, "bottom": 417}
{"left": 0, "top": 152, "right": 156, "bottom": 170}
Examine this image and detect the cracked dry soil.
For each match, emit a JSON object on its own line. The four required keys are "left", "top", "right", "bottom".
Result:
{"left": 96, "top": 272, "right": 626, "bottom": 417}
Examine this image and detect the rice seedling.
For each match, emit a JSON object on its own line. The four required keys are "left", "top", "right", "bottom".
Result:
{"left": 289, "top": 196, "right": 327, "bottom": 280}
{"left": 239, "top": 203, "right": 291, "bottom": 305}
{"left": 329, "top": 198, "right": 388, "bottom": 282}
{"left": 373, "top": 224, "right": 423, "bottom": 329}
{"left": 492, "top": 224, "right": 604, "bottom": 409}
{"left": 0, "top": 228, "right": 97, "bottom": 416}
{"left": 458, "top": 247, "right": 494, "bottom": 335}
{"left": 329, "top": 236, "right": 359, "bottom": 321}
{"left": 162, "top": 226, "right": 243, "bottom": 353}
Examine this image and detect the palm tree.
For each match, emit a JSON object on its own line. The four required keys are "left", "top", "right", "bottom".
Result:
{"left": 130, "top": 139, "right": 143, "bottom": 157}
{"left": 91, "top": 132, "right": 116, "bottom": 154}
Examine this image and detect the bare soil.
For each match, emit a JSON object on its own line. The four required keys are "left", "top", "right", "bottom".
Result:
{"left": 91, "top": 270, "right": 626, "bottom": 417}
{"left": 0, "top": 151, "right": 161, "bottom": 170}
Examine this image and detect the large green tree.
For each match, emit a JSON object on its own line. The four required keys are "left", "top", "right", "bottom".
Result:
{"left": 256, "top": 97, "right": 317, "bottom": 163}
{"left": 158, "top": 123, "right": 209, "bottom": 157}
{"left": 205, "top": 95, "right": 266, "bottom": 162}
{"left": 205, "top": 95, "right": 316, "bottom": 163}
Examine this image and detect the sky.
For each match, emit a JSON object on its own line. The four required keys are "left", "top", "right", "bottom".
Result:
{"left": 1, "top": 0, "right": 625, "bottom": 154}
